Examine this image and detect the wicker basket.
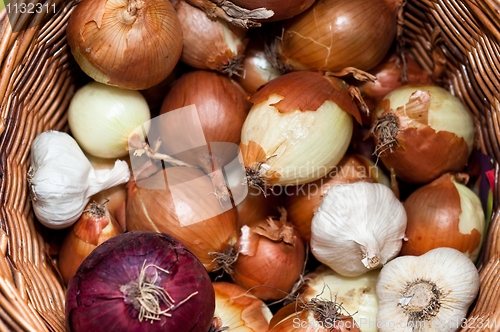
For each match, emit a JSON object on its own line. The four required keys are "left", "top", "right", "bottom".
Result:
{"left": 1, "top": 0, "right": 499, "bottom": 330}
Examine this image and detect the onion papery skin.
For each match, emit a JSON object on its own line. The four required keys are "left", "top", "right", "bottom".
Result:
{"left": 66, "top": 0, "right": 183, "bottom": 90}
{"left": 370, "top": 84, "right": 475, "bottom": 184}
{"left": 399, "top": 173, "right": 485, "bottom": 262}
{"left": 126, "top": 167, "right": 238, "bottom": 271}
{"left": 277, "top": 0, "right": 401, "bottom": 72}
{"left": 232, "top": 218, "right": 305, "bottom": 301}
{"left": 231, "top": 0, "right": 316, "bottom": 22}
{"left": 173, "top": 0, "right": 248, "bottom": 75}
{"left": 236, "top": 40, "right": 282, "bottom": 94}
{"left": 240, "top": 71, "right": 359, "bottom": 187}
{"left": 285, "top": 154, "right": 387, "bottom": 242}
{"left": 213, "top": 282, "right": 272, "bottom": 331}
{"left": 66, "top": 231, "right": 215, "bottom": 332}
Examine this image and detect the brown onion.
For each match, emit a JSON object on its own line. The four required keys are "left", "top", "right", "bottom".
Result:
{"left": 212, "top": 282, "right": 272, "bottom": 331}
{"left": 126, "top": 167, "right": 239, "bottom": 272}
{"left": 275, "top": 0, "right": 403, "bottom": 72}
{"left": 173, "top": 0, "right": 248, "bottom": 76}
{"left": 58, "top": 201, "right": 123, "bottom": 285}
{"left": 370, "top": 84, "right": 475, "bottom": 184}
{"left": 399, "top": 173, "right": 485, "bottom": 262}
{"left": 157, "top": 70, "right": 251, "bottom": 191}
{"left": 357, "top": 53, "right": 432, "bottom": 112}
{"left": 66, "top": 0, "right": 183, "bottom": 90}
{"left": 236, "top": 186, "right": 282, "bottom": 228}
{"left": 285, "top": 154, "right": 389, "bottom": 241}
{"left": 231, "top": 0, "right": 315, "bottom": 22}
{"left": 268, "top": 302, "right": 360, "bottom": 332}
{"left": 235, "top": 39, "right": 282, "bottom": 94}
{"left": 232, "top": 209, "right": 305, "bottom": 301}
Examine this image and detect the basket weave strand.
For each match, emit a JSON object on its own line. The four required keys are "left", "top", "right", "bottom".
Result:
{"left": 1, "top": 0, "right": 500, "bottom": 330}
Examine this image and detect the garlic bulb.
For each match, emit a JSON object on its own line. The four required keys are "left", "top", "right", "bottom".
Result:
{"left": 301, "top": 265, "right": 379, "bottom": 332}
{"left": 310, "top": 182, "right": 407, "bottom": 277}
{"left": 376, "top": 247, "right": 480, "bottom": 332}
{"left": 28, "top": 131, "right": 130, "bottom": 229}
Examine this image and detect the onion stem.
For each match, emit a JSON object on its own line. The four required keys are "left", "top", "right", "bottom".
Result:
{"left": 370, "top": 113, "right": 400, "bottom": 157}
{"left": 120, "top": 260, "right": 199, "bottom": 323}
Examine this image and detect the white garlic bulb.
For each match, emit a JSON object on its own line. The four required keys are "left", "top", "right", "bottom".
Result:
{"left": 376, "top": 247, "right": 480, "bottom": 332}
{"left": 310, "top": 182, "right": 407, "bottom": 277}
{"left": 28, "top": 131, "right": 130, "bottom": 229}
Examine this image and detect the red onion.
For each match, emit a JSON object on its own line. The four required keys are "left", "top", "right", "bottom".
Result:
{"left": 65, "top": 231, "right": 215, "bottom": 332}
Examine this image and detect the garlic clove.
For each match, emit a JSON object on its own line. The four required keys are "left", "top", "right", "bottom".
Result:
{"left": 376, "top": 247, "right": 480, "bottom": 332}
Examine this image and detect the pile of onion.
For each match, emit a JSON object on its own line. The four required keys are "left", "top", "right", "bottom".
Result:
{"left": 66, "top": 0, "right": 183, "bottom": 90}
{"left": 370, "top": 84, "right": 476, "bottom": 184}
{"left": 66, "top": 231, "right": 215, "bottom": 331}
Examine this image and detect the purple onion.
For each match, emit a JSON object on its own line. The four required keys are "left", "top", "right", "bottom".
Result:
{"left": 65, "top": 231, "right": 215, "bottom": 331}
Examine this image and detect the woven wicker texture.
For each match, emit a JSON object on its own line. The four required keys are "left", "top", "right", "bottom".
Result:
{"left": 404, "top": 1, "right": 500, "bottom": 329}
{"left": 1, "top": 0, "right": 500, "bottom": 330}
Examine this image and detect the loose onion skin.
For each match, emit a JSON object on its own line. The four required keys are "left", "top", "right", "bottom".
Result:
{"left": 126, "top": 167, "right": 238, "bottom": 272}
{"left": 66, "top": 231, "right": 215, "bottom": 332}
{"left": 399, "top": 173, "right": 485, "bottom": 262}
{"left": 370, "top": 84, "right": 475, "bottom": 184}
{"left": 66, "top": 0, "right": 183, "bottom": 90}
{"left": 277, "top": 0, "right": 402, "bottom": 72}
{"left": 231, "top": 0, "right": 316, "bottom": 21}
{"left": 173, "top": 0, "right": 248, "bottom": 75}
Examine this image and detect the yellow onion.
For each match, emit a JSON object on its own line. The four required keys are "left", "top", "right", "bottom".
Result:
{"left": 300, "top": 265, "right": 379, "bottom": 332}
{"left": 285, "top": 154, "right": 389, "bottom": 242}
{"left": 370, "top": 84, "right": 475, "bottom": 184}
{"left": 268, "top": 302, "right": 360, "bottom": 332}
{"left": 211, "top": 282, "right": 272, "bottom": 331}
{"left": 400, "top": 173, "right": 485, "bottom": 262}
{"left": 126, "top": 166, "right": 239, "bottom": 272}
{"left": 357, "top": 53, "right": 432, "bottom": 112}
{"left": 173, "top": 0, "right": 248, "bottom": 76}
{"left": 240, "top": 71, "right": 361, "bottom": 190}
{"left": 159, "top": 70, "right": 250, "bottom": 153}
{"left": 275, "top": 0, "right": 403, "bottom": 72}
{"left": 235, "top": 39, "right": 282, "bottom": 94}
{"left": 236, "top": 186, "right": 282, "bottom": 228}
{"left": 58, "top": 201, "right": 123, "bottom": 285}
{"left": 232, "top": 209, "right": 305, "bottom": 301}
{"left": 231, "top": 0, "right": 315, "bottom": 22}
{"left": 66, "top": 0, "right": 183, "bottom": 90}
